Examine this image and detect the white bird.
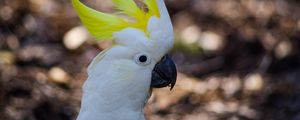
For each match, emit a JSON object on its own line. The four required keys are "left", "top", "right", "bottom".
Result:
{"left": 71, "top": 0, "right": 176, "bottom": 120}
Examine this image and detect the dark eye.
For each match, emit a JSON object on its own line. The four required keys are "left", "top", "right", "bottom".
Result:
{"left": 139, "top": 55, "right": 147, "bottom": 62}
{"left": 135, "top": 53, "right": 151, "bottom": 66}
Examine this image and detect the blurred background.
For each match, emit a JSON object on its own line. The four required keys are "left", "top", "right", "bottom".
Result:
{"left": 1, "top": 0, "right": 300, "bottom": 120}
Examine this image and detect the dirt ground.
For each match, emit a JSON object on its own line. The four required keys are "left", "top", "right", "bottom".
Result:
{"left": 1, "top": 0, "right": 300, "bottom": 120}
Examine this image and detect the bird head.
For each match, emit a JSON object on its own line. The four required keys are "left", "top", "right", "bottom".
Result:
{"left": 72, "top": 0, "right": 176, "bottom": 118}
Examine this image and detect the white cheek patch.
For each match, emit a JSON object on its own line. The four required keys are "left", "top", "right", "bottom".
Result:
{"left": 87, "top": 49, "right": 110, "bottom": 75}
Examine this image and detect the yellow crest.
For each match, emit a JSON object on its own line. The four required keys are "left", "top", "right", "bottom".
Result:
{"left": 72, "top": 0, "right": 160, "bottom": 40}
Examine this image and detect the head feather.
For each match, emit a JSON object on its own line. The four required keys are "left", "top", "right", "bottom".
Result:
{"left": 71, "top": 0, "right": 160, "bottom": 40}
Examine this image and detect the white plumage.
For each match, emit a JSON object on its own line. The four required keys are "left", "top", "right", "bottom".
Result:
{"left": 72, "top": 0, "right": 175, "bottom": 120}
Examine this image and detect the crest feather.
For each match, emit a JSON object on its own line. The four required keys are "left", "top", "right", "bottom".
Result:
{"left": 72, "top": 0, "right": 160, "bottom": 40}
{"left": 145, "top": 0, "right": 160, "bottom": 18}
{"left": 112, "top": 0, "right": 145, "bottom": 21}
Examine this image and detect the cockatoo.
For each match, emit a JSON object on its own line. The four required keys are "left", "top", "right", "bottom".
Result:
{"left": 71, "top": 0, "right": 177, "bottom": 120}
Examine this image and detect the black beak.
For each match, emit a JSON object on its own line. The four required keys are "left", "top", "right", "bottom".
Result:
{"left": 151, "top": 55, "right": 177, "bottom": 90}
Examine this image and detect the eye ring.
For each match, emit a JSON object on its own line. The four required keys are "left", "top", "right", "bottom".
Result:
{"left": 134, "top": 53, "right": 151, "bottom": 66}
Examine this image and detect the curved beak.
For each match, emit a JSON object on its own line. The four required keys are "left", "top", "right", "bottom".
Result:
{"left": 151, "top": 55, "right": 177, "bottom": 90}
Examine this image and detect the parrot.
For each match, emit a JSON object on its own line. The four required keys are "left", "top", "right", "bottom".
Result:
{"left": 71, "top": 0, "right": 177, "bottom": 120}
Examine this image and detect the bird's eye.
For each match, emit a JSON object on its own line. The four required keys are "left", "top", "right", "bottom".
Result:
{"left": 134, "top": 53, "right": 151, "bottom": 66}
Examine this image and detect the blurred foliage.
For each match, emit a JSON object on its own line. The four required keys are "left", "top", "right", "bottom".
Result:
{"left": 174, "top": 39, "right": 203, "bottom": 55}
{"left": 0, "top": 0, "right": 300, "bottom": 120}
